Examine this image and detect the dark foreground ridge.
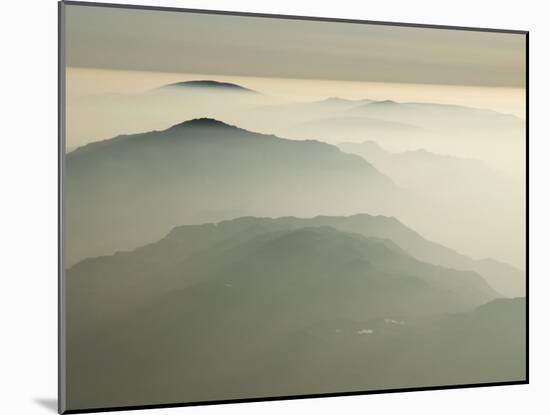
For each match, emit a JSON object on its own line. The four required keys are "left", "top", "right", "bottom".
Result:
{"left": 66, "top": 212, "right": 525, "bottom": 409}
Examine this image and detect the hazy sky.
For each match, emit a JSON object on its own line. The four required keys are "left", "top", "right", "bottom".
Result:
{"left": 65, "top": 4, "right": 526, "bottom": 87}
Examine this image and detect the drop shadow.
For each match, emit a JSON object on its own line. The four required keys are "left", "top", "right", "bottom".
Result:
{"left": 34, "top": 398, "right": 57, "bottom": 413}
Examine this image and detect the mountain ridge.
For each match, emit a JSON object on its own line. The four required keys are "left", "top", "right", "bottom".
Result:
{"left": 66, "top": 121, "right": 398, "bottom": 265}
{"left": 68, "top": 218, "right": 499, "bottom": 331}
{"left": 192, "top": 214, "right": 524, "bottom": 297}
{"left": 69, "top": 117, "right": 374, "bottom": 159}
{"left": 71, "top": 214, "right": 523, "bottom": 298}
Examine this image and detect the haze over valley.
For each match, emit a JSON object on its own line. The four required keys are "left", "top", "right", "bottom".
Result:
{"left": 65, "top": 81, "right": 526, "bottom": 408}
{"left": 67, "top": 68, "right": 525, "bottom": 177}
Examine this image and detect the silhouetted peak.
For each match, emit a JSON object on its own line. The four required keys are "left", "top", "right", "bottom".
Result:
{"left": 163, "top": 80, "right": 256, "bottom": 93}
{"left": 168, "top": 118, "right": 236, "bottom": 130}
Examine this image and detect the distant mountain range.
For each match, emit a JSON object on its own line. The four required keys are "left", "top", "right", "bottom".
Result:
{"left": 339, "top": 140, "right": 519, "bottom": 193}
{"left": 66, "top": 215, "right": 524, "bottom": 409}
{"left": 66, "top": 119, "right": 524, "bottom": 295}
{"left": 339, "top": 140, "right": 526, "bottom": 276}
{"left": 259, "top": 97, "right": 523, "bottom": 133}
{"left": 283, "top": 116, "right": 422, "bottom": 142}
{"left": 348, "top": 100, "right": 524, "bottom": 130}
{"left": 256, "top": 97, "right": 375, "bottom": 113}
{"left": 66, "top": 118, "right": 399, "bottom": 265}
{"left": 70, "top": 80, "right": 525, "bottom": 178}
{"left": 252, "top": 98, "right": 525, "bottom": 169}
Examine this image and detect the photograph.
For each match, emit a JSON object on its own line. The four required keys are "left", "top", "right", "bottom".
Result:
{"left": 59, "top": 1, "right": 527, "bottom": 412}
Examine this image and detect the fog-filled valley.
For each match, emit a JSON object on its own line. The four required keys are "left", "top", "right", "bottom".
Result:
{"left": 67, "top": 69, "right": 525, "bottom": 177}
{"left": 64, "top": 68, "right": 526, "bottom": 411}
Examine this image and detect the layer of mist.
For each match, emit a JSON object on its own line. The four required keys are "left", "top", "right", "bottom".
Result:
{"left": 339, "top": 141, "right": 525, "bottom": 268}
{"left": 63, "top": 71, "right": 526, "bottom": 411}
{"left": 67, "top": 114, "right": 524, "bottom": 269}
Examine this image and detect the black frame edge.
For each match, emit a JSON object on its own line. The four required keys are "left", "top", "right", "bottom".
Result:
{"left": 62, "top": 380, "right": 528, "bottom": 414}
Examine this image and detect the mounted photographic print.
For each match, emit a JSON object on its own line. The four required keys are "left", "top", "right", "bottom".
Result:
{"left": 58, "top": 1, "right": 528, "bottom": 413}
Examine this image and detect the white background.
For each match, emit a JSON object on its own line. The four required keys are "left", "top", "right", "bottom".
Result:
{"left": 0, "top": 0, "right": 545, "bottom": 413}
